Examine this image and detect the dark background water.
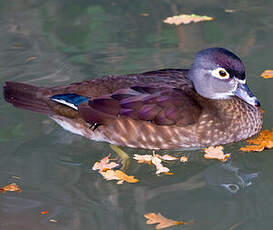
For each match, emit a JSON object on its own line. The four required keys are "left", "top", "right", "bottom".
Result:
{"left": 0, "top": 0, "right": 273, "bottom": 229}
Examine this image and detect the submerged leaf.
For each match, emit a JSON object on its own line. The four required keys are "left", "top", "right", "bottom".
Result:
{"left": 144, "top": 212, "right": 192, "bottom": 229}
{"left": 203, "top": 146, "right": 231, "bottom": 162}
{"left": 163, "top": 14, "right": 214, "bottom": 25}
{"left": 240, "top": 128, "right": 273, "bottom": 152}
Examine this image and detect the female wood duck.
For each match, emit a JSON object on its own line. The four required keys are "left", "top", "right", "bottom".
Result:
{"left": 3, "top": 48, "right": 262, "bottom": 150}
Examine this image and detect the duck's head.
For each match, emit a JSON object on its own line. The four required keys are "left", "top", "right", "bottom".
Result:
{"left": 189, "top": 47, "right": 260, "bottom": 107}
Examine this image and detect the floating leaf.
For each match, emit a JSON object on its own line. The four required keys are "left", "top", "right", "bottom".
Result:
{"left": 180, "top": 156, "right": 188, "bottom": 162}
{"left": 144, "top": 212, "right": 192, "bottom": 229}
{"left": 240, "top": 128, "right": 273, "bottom": 152}
{"left": 261, "top": 70, "right": 273, "bottom": 79}
{"left": 163, "top": 14, "right": 214, "bottom": 25}
{"left": 92, "top": 154, "right": 119, "bottom": 172}
{"left": 25, "top": 56, "right": 37, "bottom": 63}
{"left": 0, "top": 183, "right": 22, "bottom": 193}
{"left": 160, "top": 154, "right": 179, "bottom": 161}
{"left": 49, "top": 219, "right": 58, "bottom": 223}
{"left": 133, "top": 154, "right": 153, "bottom": 163}
{"left": 134, "top": 152, "right": 185, "bottom": 175}
{"left": 203, "top": 146, "right": 231, "bottom": 162}
{"left": 152, "top": 155, "right": 170, "bottom": 174}
{"left": 100, "top": 169, "right": 139, "bottom": 184}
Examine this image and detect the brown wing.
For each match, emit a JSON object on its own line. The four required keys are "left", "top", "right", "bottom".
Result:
{"left": 78, "top": 85, "right": 202, "bottom": 127}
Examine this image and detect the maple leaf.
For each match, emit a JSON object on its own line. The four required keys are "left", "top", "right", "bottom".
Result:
{"left": 100, "top": 169, "right": 139, "bottom": 184}
{"left": 92, "top": 154, "right": 119, "bottom": 172}
{"left": 261, "top": 70, "right": 273, "bottom": 79}
{"left": 203, "top": 146, "right": 231, "bottom": 162}
{"left": 0, "top": 183, "right": 22, "bottom": 193}
{"left": 240, "top": 128, "right": 273, "bottom": 152}
{"left": 163, "top": 14, "right": 214, "bottom": 25}
{"left": 144, "top": 212, "right": 192, "bottom": 229}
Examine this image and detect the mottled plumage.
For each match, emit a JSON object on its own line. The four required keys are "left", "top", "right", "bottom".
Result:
{"left": 3, "top": 48, "right": 263, "bottom": 149}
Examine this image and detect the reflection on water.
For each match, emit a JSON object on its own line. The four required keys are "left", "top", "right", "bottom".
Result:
{"left": 0, "top": 0, "right": 273, "bottom": 229}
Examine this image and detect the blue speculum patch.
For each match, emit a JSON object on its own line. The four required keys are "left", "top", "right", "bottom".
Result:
{"left": 51, "top": 93, "right": 89, "bottom": 110}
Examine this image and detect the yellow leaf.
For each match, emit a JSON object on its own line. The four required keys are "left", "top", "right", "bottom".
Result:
{"left": 144, "top": 212, "right": 192, "bottom": 229}
{"left": 203, "top": 146, "right": 231, "bottom": 162}
{"left": 261, "top": 70, "right": 273, "bottom": 79}
{"left": 92, "top": 154, "right": 119, "bottom": 172}
{"left": 0, "top": 183, "right": 22, "bottom": 193}
{"left": 163, "top": 14, "right": 214, "bottom": 25}
{"left": 100, "top": 169, "right": 139, "bottom": 184}
{"left": 240, "top": 128, "right": 273, "bottom": 152}
{"left": 180, "top": 156, "right": 188, "bottom": 163}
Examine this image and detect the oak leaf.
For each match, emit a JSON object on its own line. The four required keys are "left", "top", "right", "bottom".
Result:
{"left": 144, "top": 212, "right": 192, "bottom": 229}
{"left": 163, "top": 14, "right": 214, "bottom": 25}
{"left": 240, "top": 128, "right": 273, "bottom": 152}
{"left": 92, "top": 154, "right": 119, "bottom": 172}
{"left": 100, "top": 169, "right": 139, "bottom": 184}
{"left": 203, "top": 146, "right": 231, "bottom": 162}
{"left": 0, "top": 183, "right": 22, "bottom": 193}
{"left": 261, "top": 70, "right": 273, "bottom": 79}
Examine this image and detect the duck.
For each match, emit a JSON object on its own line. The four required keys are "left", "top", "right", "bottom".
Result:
{"left": 3, "top": 48, "right": 263, "bottom": 151}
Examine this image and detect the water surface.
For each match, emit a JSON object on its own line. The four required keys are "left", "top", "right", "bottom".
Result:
{"left": 0, "top": 1, "right": 273, "bottom": 229}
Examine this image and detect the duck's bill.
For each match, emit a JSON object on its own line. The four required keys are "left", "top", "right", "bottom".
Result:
{"left": 233, "top": 83, "right": 260, "bottom": 107}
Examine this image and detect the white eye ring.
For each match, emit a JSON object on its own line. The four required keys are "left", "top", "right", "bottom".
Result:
{"left": 211, "top": 67, "right": 230, "bottom": 79}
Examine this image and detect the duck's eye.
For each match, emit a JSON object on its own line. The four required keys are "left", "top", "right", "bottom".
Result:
{"left": 211, "top": 67, "right": 230, "bottom": 79}
{"left": 219, "top": 70, "right": 227, "bottom": 77}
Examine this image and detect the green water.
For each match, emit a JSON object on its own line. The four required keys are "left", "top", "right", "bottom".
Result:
{"left": 0, "top": 0, "right": 273, "bottom": 229}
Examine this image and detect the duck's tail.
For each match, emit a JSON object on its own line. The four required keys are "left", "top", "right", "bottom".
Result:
{"left": 3, "top": 81, "right": 53, "bottom": 114}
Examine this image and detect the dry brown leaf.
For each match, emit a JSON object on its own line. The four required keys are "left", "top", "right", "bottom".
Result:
{"left": 163, "top": 14, "right": 214, "bottom": 25}
{"left": 203, "top": 146, "right": 231, "bottom": 162}
{"left": 92, "top": 154, "right": 119, "bottom": 172}
{"left": 144, "top": 212, "right": 192, "bottom": 229}
{"left": 261, "top": 70, "right": 273, "bottom": 79}
{"left": 100, "top": 169, "right": 139, "bottom": 184}
{"left": 0, "top": 183, "right": 22, "bottom": 193}
{"left": 240, "top": 128, "right": 273, "bottom": 152}
{"left": 180, "top": 156, "right": 188, "bottom": 163}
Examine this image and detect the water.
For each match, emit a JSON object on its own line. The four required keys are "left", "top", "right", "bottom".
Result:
{"left": 0, "top": 0, "right": 273, "bottom": 229}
